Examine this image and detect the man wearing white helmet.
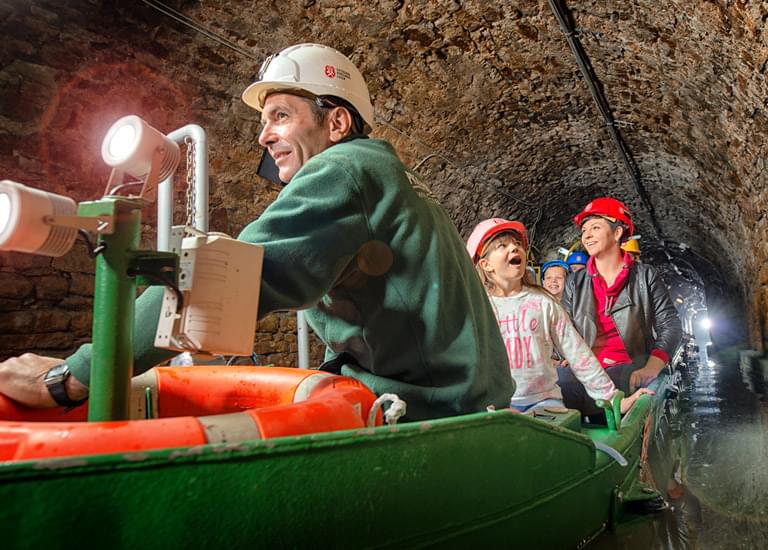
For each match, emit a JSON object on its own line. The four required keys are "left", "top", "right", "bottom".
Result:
{"left": 0, "top": 44, "right": 513, "bottom": 421}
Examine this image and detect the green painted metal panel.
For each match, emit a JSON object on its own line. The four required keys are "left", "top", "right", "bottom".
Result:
{"left": 0, "top": 398, "right": 663, "bottom": 549}
{"left": 0, "top": 367, "right": 676, "bottom": 549}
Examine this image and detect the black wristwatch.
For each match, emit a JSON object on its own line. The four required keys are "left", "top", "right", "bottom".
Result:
{"left": 44, "top": 363, "right": 87, "bottom": 407}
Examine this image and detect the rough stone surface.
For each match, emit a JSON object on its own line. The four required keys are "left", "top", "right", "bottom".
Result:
{"left": 32, "top": 275, "right": 70, "bottom": 301}
{"left": 0, "top": 0, "right": 765, "bottom": 362}
{"left": 0, "top": 272, "right": 34, "bottom": 299}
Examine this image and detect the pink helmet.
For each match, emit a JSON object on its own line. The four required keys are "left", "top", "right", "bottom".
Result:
{"left": 466, "top": 218, "right": 529, "bottom": 262}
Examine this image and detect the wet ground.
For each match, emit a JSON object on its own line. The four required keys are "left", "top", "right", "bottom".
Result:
{"left": 592, "top": 340, "right": 768, "bottom": 549}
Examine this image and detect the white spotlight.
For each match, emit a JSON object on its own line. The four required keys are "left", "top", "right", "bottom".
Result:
{"left": 101, "top": 115, "right": 181, "bottom": 198}
{"left": 107, "top": 123, "right": 137, "bottom": 159}
{"left": 701, "top": 317, "right": 712, "bottom": 330}
{"left": 0, "top": 180, "right": 78, "bottom": 257}
{"left": 0, "top": 192, "right": 11, "bottom": 235}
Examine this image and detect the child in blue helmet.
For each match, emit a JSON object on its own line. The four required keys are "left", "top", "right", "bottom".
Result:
{"left": 566, "top": 250, "right": 589, "bottom": 272}
{"left": 541, "top": 259, "right": 570, "bottom": 302}
{"left": 467, "top": 218, "right": 652, "bottom": 413}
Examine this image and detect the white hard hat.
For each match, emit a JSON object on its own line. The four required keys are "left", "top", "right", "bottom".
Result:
{"left": 242, "top": 43, "right": 375, "bottom": 133}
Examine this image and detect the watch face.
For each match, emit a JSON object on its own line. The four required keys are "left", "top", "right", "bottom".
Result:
{"left": 45, "top": 363, "right": 69, "bottom": 382}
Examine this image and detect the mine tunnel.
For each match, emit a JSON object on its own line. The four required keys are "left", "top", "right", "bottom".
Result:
{"left": 0, "top": 1, "right": 766, "bottom": 547}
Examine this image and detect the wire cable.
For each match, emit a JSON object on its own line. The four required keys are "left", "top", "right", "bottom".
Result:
{"left": 548, "top": 0, "right": 664, "bottom": 241}
{"left": 77, "top": 230, "right": 107, "bottom": 258}
{"left": 107, "top": 180, "right": 144, "bottom": 196}
{"left": 128, "top": 268, "right": 184, "bottom": 312}
{"left": 140, "top": 0, "right": 261, "bottom": 61}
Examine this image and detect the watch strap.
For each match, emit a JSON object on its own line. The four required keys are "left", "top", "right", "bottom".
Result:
{"left": 45, "top": 363, "right": 87, "bottom": 408}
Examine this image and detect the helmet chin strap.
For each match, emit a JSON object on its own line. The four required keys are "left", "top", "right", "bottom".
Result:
{"left": 257, "top": 150, "right": 286, "bottom": 187}
{"left": 315, "top": 95, "right": 367, "bottom": 136}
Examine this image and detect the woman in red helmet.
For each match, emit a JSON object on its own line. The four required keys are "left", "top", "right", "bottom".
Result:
{"left": 559, "top": 198, "right": 682, "bottom": 416}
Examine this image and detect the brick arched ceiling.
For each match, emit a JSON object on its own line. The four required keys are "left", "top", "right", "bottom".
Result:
{"left": 1, "top": 0, "right": 765, "bottom": 346}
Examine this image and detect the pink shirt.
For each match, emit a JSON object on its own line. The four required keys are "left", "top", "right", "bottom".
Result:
{"left": 588, "top": 253, "right": 634, "bottom": 368}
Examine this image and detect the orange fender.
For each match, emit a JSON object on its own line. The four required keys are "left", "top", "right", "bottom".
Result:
{"left": 0, "top": 366, "right": 381, "bottom": 462}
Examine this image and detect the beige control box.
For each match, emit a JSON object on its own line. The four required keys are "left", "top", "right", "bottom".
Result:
{"left": 155, "top": 233, "right": 263, "bottom": 356}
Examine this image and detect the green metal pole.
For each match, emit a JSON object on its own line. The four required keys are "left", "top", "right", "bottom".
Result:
{"left": 79, "top": 198, "right": 142, "bottom": 422}
{"left": 596, "top": 390, "right": 625, "bottom": 432}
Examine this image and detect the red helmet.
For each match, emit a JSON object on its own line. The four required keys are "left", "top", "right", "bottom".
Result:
{"left": 574, "top": 197, "right": 634, "bottom": 237}
{"left": 466, "top": 218, "right": 529, "bottom": 262}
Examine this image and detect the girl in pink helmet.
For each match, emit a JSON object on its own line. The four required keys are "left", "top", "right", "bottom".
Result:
{"left": 467, "top": 218, "right": 652, "bottom": 413}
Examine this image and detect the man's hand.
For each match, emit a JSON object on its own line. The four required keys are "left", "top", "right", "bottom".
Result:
{"left": 620, "top": 387, "right": 655, "bottom": 414}
{"left": 629, "top": 355, "right": 667, "bottom": 392}
{"left": 0, "top": 353, "right": 87, "bottom": 408}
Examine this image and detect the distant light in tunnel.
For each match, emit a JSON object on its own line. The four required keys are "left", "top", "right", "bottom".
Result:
{"left": 701, "top": 317, "right": 712, "bottom": 330}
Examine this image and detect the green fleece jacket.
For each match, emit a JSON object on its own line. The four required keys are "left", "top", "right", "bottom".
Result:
{"left": 68, "top": 138, "right": 514, "bottom": 421}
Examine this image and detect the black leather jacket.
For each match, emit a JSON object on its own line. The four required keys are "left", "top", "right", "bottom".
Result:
{"left": 562, "top": 263, "right": 682, "bottom": 368}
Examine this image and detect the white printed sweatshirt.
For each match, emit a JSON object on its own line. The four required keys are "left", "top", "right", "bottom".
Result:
{"left": 489, "top": 288, "right": 618, "bottom": 407}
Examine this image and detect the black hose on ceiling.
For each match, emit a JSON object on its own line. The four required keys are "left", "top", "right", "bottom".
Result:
{"left": 547, "top": 0, "right": 664, "bottom": 241}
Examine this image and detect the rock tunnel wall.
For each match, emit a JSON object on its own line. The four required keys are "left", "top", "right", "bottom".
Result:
{"left": 0, "top": 0, "right": 765, "bottom": 362}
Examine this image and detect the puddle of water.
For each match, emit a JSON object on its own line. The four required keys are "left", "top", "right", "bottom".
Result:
{"left": 591, "top": 342, "right": 768, "bottom": 548}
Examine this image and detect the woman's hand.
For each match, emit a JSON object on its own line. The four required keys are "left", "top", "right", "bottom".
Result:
{"left": 629, "top": 356, "right": 666, "bottom": 391}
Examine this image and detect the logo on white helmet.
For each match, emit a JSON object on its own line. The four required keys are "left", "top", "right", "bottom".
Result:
{"left": 324, "top": 65, "right": 351, "bottom": 81}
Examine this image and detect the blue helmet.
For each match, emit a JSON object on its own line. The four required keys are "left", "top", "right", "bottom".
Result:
{"left": 541, "top": 259, "right": 570, "bottom": 277}
{"left": 566, "top": 251, "right": 588, "bottom": 267}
